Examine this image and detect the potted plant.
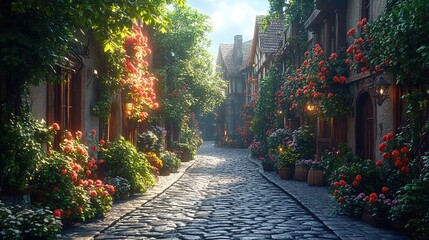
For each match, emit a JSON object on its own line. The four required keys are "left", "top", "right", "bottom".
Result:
{"left": 275, "top": 145, "right": 300, "bottom": 180}
{"left": 160, "top": 151, "right": 181, "bottom": 176}
{"left": 295, "top": 159, "right": 313, "bottom": 181}
{"left": 261, "top": 155, "right": 276, "bottom": 172}
{"left": 307, "top": 159, "right": 325, "bottom": 186}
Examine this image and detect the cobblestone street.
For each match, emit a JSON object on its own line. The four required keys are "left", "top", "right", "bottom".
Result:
{"left": 95, "top": 143, "right": 339, "bottom": 239}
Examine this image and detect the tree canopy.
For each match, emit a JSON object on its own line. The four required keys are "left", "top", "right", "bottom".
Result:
{"left": 153, "top": 5, "right": 226, "bottom": 124}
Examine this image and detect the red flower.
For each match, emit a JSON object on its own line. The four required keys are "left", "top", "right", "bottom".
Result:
{"left": 65, "top": 210, "right": 72, "bottom": 215}
{"left": 98, "top": 159, "right": 105, "bottom": 164}
{"left": 66, "top": 131, "right": 73, "bottom": 140}
{"left": 53, "top": 186, "right": 59, "bottom": 191}
{"left": 92, "top": 145, "right": 97, "bottom": 151}
{"left": 333, "top": 190, "right": 339, "bottom": 195}
{"left": 95, "top": 180, "right": 102, "bottom": 186}
{"left": 86, "top": 170, "right": 92, "bottom": 176}
{"left": 378, "top": 142, "right": 387, "bottom": 151}
{"left": 60, "top": 169, "right": 67, "bottom": 176}
{"left": 51, "top": 123, "right": 60, "bottom": 131}
{"left": 376, "top": 160, "right": 383, "bottom": 166}
{"left": 327, "top": 93, "right": 334, "bottom": 98}
{"left": 401, "top": 146, "right": 409, "bottom": 153}
{"left": 355, "top": 175, "right": 362, "bottom": 181}
{"left": 53, "top": 209, "right": 62, "bottom": 218}
{"left": 329, "top": 53, "right": 338, "bottom": 61}
{"left": 102, "top": 191, "right": 109, "bottom": 197}
{"left": 339, "top": 180, "right": 346, "bottom": 186}
{"left": 352, "top": 181, "right": 359, "bottom": 187}
{"left": 347, "top": 28, "right": 356, "bottom": 36}
{"left": 382, "top": 152, "right": 390, "bottom": 159}
{"left": 89, "top": 190, "right": 97, "bottom": 198}
{"left": 88, "top": 179, "right": 94, "bottom": 185}
{"left": 64, "top": 145, "right": 72, "bottom": 152}
{"left": 76, "top": 131, "right": 82, "bottom": 138}
{"left": 338, "top": 196, "right": 345, "bottom": 203}
{"left": 333, "top": 181, "right": 340, "bottom": 187}
{"left": 91, "top": 129, "right": 96, "bottom": 135}
{"left": 384, "top": 132, "right": 394, "bottom": 141}
{"left": 382, "top": 187, "right": 389, "bottom": 193}
{"left": 392, "top": 150, "right": 400, "bottom": 158}
{"left": 401, "top": 166, "right": 410, "bottom": 173}
{"left": 76, "top": 146, "right": 85, "bottom": 155}
{"left": 99, "top": 140, "right": 106, "bottom": 145}
{"left": 395, "top": 159, "right": 403, "bottom": 167}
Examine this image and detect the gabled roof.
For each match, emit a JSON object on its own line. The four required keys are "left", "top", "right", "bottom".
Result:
{"left": 250, "top": 16, "right": 284, "bottom": 64}
{"left": 241, "top": 40, "right": 252, "bottom": 70}
{"left": 218, "top": 39, "right": 252, "bottom": 74}
{"left": 219, "top": 43, "right": 235, "bottom": 72}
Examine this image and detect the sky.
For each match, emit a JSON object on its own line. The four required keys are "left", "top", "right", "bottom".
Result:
{"left": 186, "top": 0, "right": 270, "bottom": 61}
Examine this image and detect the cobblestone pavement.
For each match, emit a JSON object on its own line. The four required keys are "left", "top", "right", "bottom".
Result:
{"left": 95, "top": 143, "right": 339, "bottom": 240}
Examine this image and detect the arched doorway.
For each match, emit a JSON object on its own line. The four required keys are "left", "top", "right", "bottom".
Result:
{"left": 356, "top": 92, "right": 375, "bottom": 160}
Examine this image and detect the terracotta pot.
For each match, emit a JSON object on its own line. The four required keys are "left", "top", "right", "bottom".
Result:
{"left": 294, "top": 165, "right": 310, "bottom": 181}
{"left": 278, "top": 167, "right": 293, "bottom": 180}
{"left": 159, "top": 168, "right": 171, "bottom": 176}
{"left": 307, "top": 169, "right": 324, "bottom": 186}
{"left": 180, "top": 150, "right": 192, "bottom": 162}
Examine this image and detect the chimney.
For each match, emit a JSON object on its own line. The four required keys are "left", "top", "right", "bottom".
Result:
{"left": 232, "top": 35, "right": 243, "bottom": 65}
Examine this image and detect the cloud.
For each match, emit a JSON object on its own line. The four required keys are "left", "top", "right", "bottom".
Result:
{"left": 187, "top": 0, "right": 269, "bottom": 61}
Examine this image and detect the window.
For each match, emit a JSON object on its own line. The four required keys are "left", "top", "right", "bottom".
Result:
{"left": 361, "top": 0, "right": 370, "bottom": 19}
{"left": 47, "top": 66, "right": 83, "bottom": 145}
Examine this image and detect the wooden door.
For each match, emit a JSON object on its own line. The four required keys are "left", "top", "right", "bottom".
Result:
{"left": 356, "top": 92, "right": 374, "bottom": 160}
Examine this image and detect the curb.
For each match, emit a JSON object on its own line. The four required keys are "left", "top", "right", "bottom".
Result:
{"left": 60, "top": 159, "right": 198, "bottom": 240}
{"left": 248, "top": 156, "right": 409, "bottom": 240}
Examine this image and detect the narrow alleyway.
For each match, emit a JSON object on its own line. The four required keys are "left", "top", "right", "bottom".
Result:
{"left": 95, "top": 142, "right": 339, "bottom": 239}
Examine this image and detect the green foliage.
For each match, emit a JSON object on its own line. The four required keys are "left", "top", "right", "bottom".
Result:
{"left": 102, "top": 137, "right": 155, "bottom": 193}
{"left": 274, "top": 146, "right": 300, "bottom": 169}
{"left": 0, "top": 203, "right": 62, "bottom": 239}
{"left": 292, "top": 125, "right": 315, "bottom": 159}
{"left": 160, "top": 151, "right": 181, "bottom": 173}
{"left": 322, "top": 145, "right": 359, "bottom": 182}
{"left": 369, "top": 0, "right": 429, "bottom": 84}
{"left": 252, "top": 67, "right": 283, "bottom": 148}
{"left": 0, "top": 107, "right": 50, "bottom": 190}
{"left": 153, "top": 5, "right": 226, "bottom": 124}
{"left": 267, "top": 128, "right": 292, "bottom": 150}
{"left": 390, "top": 152, "right": 429, "bottom": 239}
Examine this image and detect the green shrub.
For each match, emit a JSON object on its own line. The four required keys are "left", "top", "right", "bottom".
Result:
{"left": 160, "top": 151, "right": 181, "bottom": 172}
{"left": 102, "top": 137, "right": 155, "bottom": 193}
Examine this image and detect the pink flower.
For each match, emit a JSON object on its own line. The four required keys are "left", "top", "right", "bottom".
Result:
{"left": 327, "top": 93, "right": 334, "bottom": 98}
{"left": 91, "top": 129, "right": 96, "bottom": 135}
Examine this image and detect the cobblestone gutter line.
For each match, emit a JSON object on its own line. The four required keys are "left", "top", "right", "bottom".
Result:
{"left": 248, "top": 156, "right": 409, "bottom": 240}
{"left": 60, "top": 160, "right": 197, "bottom": 240}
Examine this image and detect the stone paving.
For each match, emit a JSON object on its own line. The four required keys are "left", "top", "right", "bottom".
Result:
{"left": 62, "top": 142, "right": 409, "bottom": 240}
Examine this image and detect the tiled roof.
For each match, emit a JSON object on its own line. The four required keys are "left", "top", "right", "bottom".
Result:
{"left": 219, "top": 40, "right": 252, "bottom": 74}
{"left": 219, "top": 43, "right": 235, "bottom": 72}
{"left": 256, "top": 16, "right": 284, "bottom": 53}
{"left": 241, "top": 40, "right": 252, "bottom": 70}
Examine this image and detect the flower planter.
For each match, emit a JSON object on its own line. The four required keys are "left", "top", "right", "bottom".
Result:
{"left": 262, "top": 161, "right": 275, "bottom": 172}
{"left": 278, "top": 167, "right": 293, "bottom": 180}
{"left": 307, "top": 169, "right": 324, "bottom": 186}
{"left": 362, "top": 212, "right": 390, "bottom": 228}
{"left": 294, "top": 165, "right": 310, "bottom": 181}
{"left": 180, "top": 150, "right": 192, "bottom": 162}
{"left": 159, "top": 168, "right": 171, "bottom": 176}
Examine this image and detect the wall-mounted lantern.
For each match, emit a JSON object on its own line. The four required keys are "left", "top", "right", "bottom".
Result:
{"left": 306, "top": 102, "right": 316, "bottom": 112}
{"left": 124, "top": 102, "right": 134, "bottom": 117}
{"left": 374, "top": 75, "right": 391, "bottom": 106}
{"left": 276, "top": 109, "right": 283, "bottom": 116}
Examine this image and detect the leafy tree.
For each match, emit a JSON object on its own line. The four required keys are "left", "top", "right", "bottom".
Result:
{"left": 0, "top": 0, "right": 184, "bottom": 113}
{"left": 153, "top": 5, "right": 226, "bottom": 141}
